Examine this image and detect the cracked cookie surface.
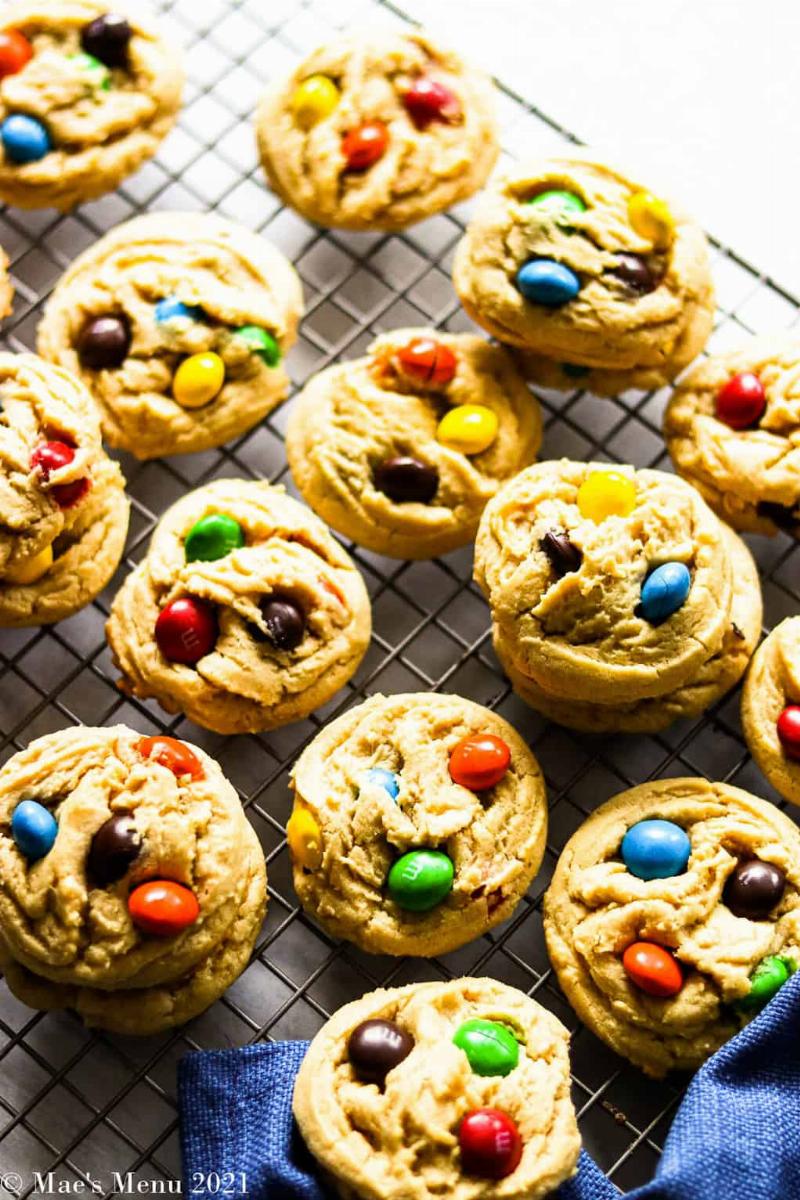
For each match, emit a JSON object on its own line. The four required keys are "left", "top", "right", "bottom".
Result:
{"left": 256, "top": 30, "right": 498, "bottom": 231}
{"left": 288, "top": 692, "right": 547, "bottom": 956}
{"left": 37, "top": 212, "right": 303, "bottom": 458}
{"left": 0, "top": 351, "right": 129, "bottom": 627}
{"left": 544, "top": 778, "right": 800, "bottom": 1077}
{"left": 286, "top": 329, "right": 542, "bottom": 559}
{"left": 293, "top": 977, "right": 579, "bottom": 1200}
{"left": 742, "top": 617, "right": 800, "bottom": 805}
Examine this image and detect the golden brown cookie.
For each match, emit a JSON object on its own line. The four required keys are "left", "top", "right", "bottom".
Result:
{"left": 106, "top": 479, "right": 372, "bottom": 735}
{"left": 742, "top": 617, "right": 800, "bottom": 805}
{"left": 286, "top": 329, "right": 542, "bottom": 559}
{"left": 37, "top": 211, "right": 303, "bottom": 459}
{"left": 287, "top": 692, "right": 547, "bottom": 957}
{"left": 0, "top": 351, "right": 129, "bottom": 627}
{"left": 452, "top": 152, "right": 714, "bottom": 395}
{"left": 0, "top": 1, "right": 183, "bottom": 210}
{"left": 544, "top": 778, "right": 800, "bottom": 1077}
{"left": 293, "top": 977, "right": 580, "bottom": 1200}
{"left": 256, "top": 30, "right": 498, "bottom": 231}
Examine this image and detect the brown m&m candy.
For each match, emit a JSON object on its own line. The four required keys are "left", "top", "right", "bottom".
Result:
{"left": 88, "top": 814, "right": 141, "bottom": 886}
{"left": 77, "top": 314, "right": 131, "bottom": 369}
{"left": 540, "top": 529, "right": 582, "bottom": 577}
{"left": 81, "top": 13, "right": 132, "bottom": 68}
{"left": 610, "top": 252, "right": 657, "bottom": 295}
{"left": 252, "top": 596, "right": 306, "bottom": 651}
{"left": 373, "top": 456, "right": 438, "bottom": 504}
{"left": 724, "top": 859, "right": 786, "bottom": 919}
{"left": 347, "top": 1018, "right": 414, "bottom": 1084}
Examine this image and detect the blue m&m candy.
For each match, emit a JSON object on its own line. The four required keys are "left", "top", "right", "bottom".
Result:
{"left": 621, "top": 819, "right": 691, "bottom": 881}
{"left": 1, "top": 114, "right": 51, "bottom": 163}
{"left": 363, "top": 767, "right": 400, "bottom": 800}
{"left": 516, "top": 259, "right": 580, "bottom": 307}
{"left": 11, "top": 800, "right": 58, "bottom": 861}
{"left": 639, "top": 562, "right": 691, "bottom": 624}
{"left": 155, "top": 296, "right": 203, "bottom": 324}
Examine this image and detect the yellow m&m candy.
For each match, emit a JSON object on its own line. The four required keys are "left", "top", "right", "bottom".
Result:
{"left": 291, "top": 75, "right": 340, "bottom": 129}
{"left": 577, "top": 470, "right": 636, "bottom": 523}
{"left": 628, "top": 191, "right": 674, "bottom": 249}
{"left": 172, "top": 352, "right": 225, "bottom": 409}
{"left": 287, "top": 806, "right": 323, "bottom": 870}
{"left": 437, "top": 405, "right": 498, "bottom": 455}
{"left": 4, "top": 543, "right": 53, "bottom": 584}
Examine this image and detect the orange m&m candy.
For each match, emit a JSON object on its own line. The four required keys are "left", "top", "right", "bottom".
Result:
{"left": 622, "top": 941, "right": 683, "bottom": 998}
{"left": 342, "top": 120, "right": 389, "bottom": 171}
{"left": 137, "top": 735, "right": 204, "bottom": 781}
{"left": 0, "top": 30, "right": 33, "bottom": 78}
{"left": 449, "top": 733, "right": 511, "bottom": 791}
{"left": 397, "top": 337, "right": 457, "bottom": 386}
{"left": 128, "top": 881, "right": 199, "bottom": 937}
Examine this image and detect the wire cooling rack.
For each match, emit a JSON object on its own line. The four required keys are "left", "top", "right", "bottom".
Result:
{"left": 1, "top": 0, "right": 799, "bottom": 1195}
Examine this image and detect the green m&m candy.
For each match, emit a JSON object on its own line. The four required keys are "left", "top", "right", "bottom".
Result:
{"left": 736, "top": 954, "right": 797, "bottom": 1015}
{"left": 526, "top": 189, "right": 586, "bottom": 223}
{"left": 70, "top": 52, "right": 111, "bottom": 90}
{"left": 185, "top": 513, "right": 245, "bottom": 563}
{"left": 387, "top": 849, "right": 454, "bottom": 912}
{"left": 235, "top": 325, "right": 281, "bottom": 367}
{"left": 452, "top": 1018, "right": 520, "bottom": 1077}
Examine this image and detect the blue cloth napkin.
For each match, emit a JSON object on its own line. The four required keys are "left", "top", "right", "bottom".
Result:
{"left": 179, "top": 972, "right": 800, "bottom": 1200}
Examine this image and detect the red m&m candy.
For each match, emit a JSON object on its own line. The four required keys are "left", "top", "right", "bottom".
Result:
{"left": 403, "top": 77, "right": 462, "bottom": 128}
{"left": 0, "top": 30, "right": 33, "bottom": 78}
{"left": 777, "top": 705, "right": 800, "bottom": 761}
{"left": 449, "top": 733, "right": 511, "bottom": 791}
{"left": 397, "top": 337, "right": 457, "bottom": 386}
{"left": 342, "top": 121, "right": 389, "bottom": 171}
{"left": 622, "top": 941, "right": 683, "bottom": 997}
{"left": 459, "top": 1108, "right": 522, "bottom": 1179}
{"left": 714, "top": 372, "right": 766, "bottom": 430}
{"left": 31, "top": 440, "right": 90, "bottom": 508}
{"left": 128, "top": 880, "right": 199, "bottom": 937}
{"left": 154, "top": 597, "right": 217, "bottom": 665}
{"left": 137, "top": 735, "right": 204, "bottom": 781}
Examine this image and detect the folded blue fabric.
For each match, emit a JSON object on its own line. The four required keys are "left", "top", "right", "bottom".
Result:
{"left": 179, "top": 972, "right": 800, "bottom": 1200}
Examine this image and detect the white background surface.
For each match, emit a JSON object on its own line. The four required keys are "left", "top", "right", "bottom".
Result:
{"left": 400, "top": 0, "right": 799, "bottom": 297}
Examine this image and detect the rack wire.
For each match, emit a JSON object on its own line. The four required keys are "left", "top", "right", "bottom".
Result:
{"left": 1, "top": 0, "right": 799, "bottom": 1195}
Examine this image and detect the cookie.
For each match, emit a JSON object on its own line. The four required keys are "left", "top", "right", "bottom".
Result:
{"left": 742, "top": 617, "right": 800, "bottom": 805}
{"left": 473, "top": 459, "right": 747, "bottom": 708}
{"left": 286, "top": 329, "right": 542, "bottom": 560}
{"left": 256, "top": 30, "right": 498, "bottom": 232}
{"left": 0, "top": 351, "right": 129, "bottom": 627}
{"left": 452, "top": 152, "right": 714, "bottom": 395}
{"left": 293, "top": 977, "right": 580, "bottom": 1200}
{"left": 544, "top": 777, "right": 800, "bottom": 1077}
{"left": 0, "top": 725, "right": 267, "bottom": 1035}
{"left": 664, "top": 334, "right": 800, "bottom": 536}
{"left": 37, "top": 211, "right": 303, "bottom": 459}
{"left": 0, "top": 1, "right": 183, "bottom": 211}
{"left": 287, "top": 693, "right": 547, "bottom": 957}
{"left": 0, "top": 243, "right": 13, "bottom": 321}
{"left": 495, "top": 523, "right": 761, "bottom": 733}
{"left": 106, "top": 479, "right": 372, "bottom": 735}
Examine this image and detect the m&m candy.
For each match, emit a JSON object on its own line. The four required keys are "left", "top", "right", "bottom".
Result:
{"left": 387, "top": 849, "right": 454, "bottom": 911}
{"left": 1, "top": 114, "right": 51, "bottom": 163}
{"left": 234, "top": 325, "right": 281, "bottom": 366}
{"left": 286, "top": 806, "right": 323, "bottom": 870}
{"left": 87, "top": 814, "right": 141, "bottom": 886}
{"left": 70, "top": 51, "right": 110, "bottom": 89}
{"left": 449, "top": 733, "right": 510, "bottom": 791}
{"left": 621, "top": 819, "right": 691, "bottom": 881}
{"left": 11, "top": 800, "right": 57, "bottom": 861}
{"left": 723, "top": 858, "right": 786, "bottom": 920}
{"left": 639, "top": 562, "right": 691, "bottom": 624}
{"left": 137, "top": 735, "right": 204, "bottom": 781}
{"left": 453, "top": 1018, "right": 520, "bottom": 1077}
{"left": 0, "top": 30, "right": 33, "bottom": 78}
{"left": 291, "top": 75, "right": 340, "bottom": 128}
{"left": 4, "top": 543, "right": 53, "bottom": 585}
{"left": 516, "top": 259, "right": 580, "bottom": 307}
{"left": 714, "top": 372, "right": 766, "bottom": 430}
{"left": 540, "top": 529, "right": 582, "bottom": 577}
{"left": 776, "top": 705, "right": 800, "bottom": 760}
{"left": 610, "top": 252, "right": 657, "bottom": 295}
{"left": 77, "top": 314, "right": 131, "bottom": 369}
{"left": 342, "top": 121, "right": 388, "bottom": 171}
{"left": 128, "top": 880, "right": 199, "bottom": 937}
{"left": 155, "top": 596, "right": 217, "bottom": 664}
{"left": 459, "top": 1108, "right": 523, "bottom": 1180}
{"left": 30, "top": 440, "right": 90, "bottom": 509}
{"left": 628, "top": 191, "right": 674, "bottom": 248}
{"left": 373, "top": 456, "right": 439, "bottom": 504}
{"left": 622, "top": 941, "right": 683, "bottom": 997}
{"left": 155, "top": 296, "right": 203, "bottom": 324}
{"left": 172, "top": 352, "right": 225, "bottom": 408}
{"left": 577, "top": 470, "right": 636, "bottom": 522}
{"left": 437, "top": 405, "right": 498, "bottom": 456}
{"left": 184, "top": 513, "right": 244, "bottom": 563}
{"left": 363, "top": 767, "right": 400, "bottom": 800}
{"left": 396, "top": 337, "right": 456, "bottom": 385}
{"left": 737, "top": 955, "right": 796, "bottom": 1014}
{"left": 81, "top": 13, "right": 131, "bottom": 68}
{"left": 402, "top": 77, "right": 461, "bottom": 128}
{"left": 526, "top": 189, "right": 586, "bottom": 223}
{"left": 253, "top": 596, "right": 306, "bottom": 651}
{"left": 348, "top": 1019, "right": 414, "bottom": 1084}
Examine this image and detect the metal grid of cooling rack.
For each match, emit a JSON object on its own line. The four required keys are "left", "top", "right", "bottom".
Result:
{"left": 1, "top": 0, "right": 799, "bottom": 1195}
